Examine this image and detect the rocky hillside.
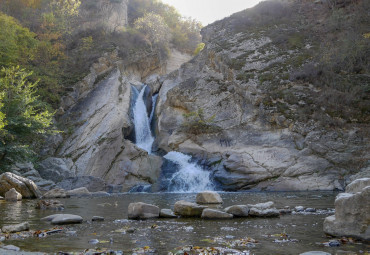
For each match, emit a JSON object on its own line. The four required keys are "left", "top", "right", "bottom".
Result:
{"left": 155, "top": 0, "right": 370, "bottom": 191}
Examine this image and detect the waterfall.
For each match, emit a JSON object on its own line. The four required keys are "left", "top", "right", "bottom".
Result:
{"left": 132, "top": 85, "right": 154, "bottom": 154}
{"left": 162, "top": 151, "right": 215, "bottom": 192}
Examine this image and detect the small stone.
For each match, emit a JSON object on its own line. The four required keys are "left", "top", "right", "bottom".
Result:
{"left": 224, "top": 205, "right": 249, "bottom": 217}
{"left": 305, "top": 208, "right": 316, "bottom": 213}
{"left": 174, "top": 200, "right": 208, "bottom": 217}
{"left": 249, "top": 208, "right": 280, "bottom": 217}
{"left": 66, "top": 231, "right": 77, "bottom": 236}
{"left": 160, "top": 209, "right": 177, "bottom": 218}
{"left": 201, "top": 209, "right": 233, "bottom": 219}
{"left": 89, "top": 239, "right": 99, "bottom": 244}
{"left": 5, "top": 188, "right": 22, "bottom": 202}
{"left": 0, "top": 236, "right": 5, "bottom": 241}
{"left": 42, "top": 214, "right": 83, "bottom": 225}
{"left": 2, "top": 245, "right": 20, "bottom": 251}
{"left": 92, "top": 216, "right": 105, "bottom": 221}
{"left": 329, "top": 240, "right": 341, "bottom": 247}
{"left": 279, "top": 208, "right": 292, "bottom": 215}
{"left": 196, "top": 191, "right": 223, "bottom": 204}
{"left": 248, "top": 201, "right": 274, "bottom": 210}
{"left": 295, "top": 206, "right": 305, "bottom": 212}
{"left": 2, "top": 222, "right": 29, "bottom": 233}
{"left": 300, "top": 252, "right": 331, "bottom": 255}
{"left": 36, "top": 200, "right": 64, "bottom": 210}
{"left": 66, "top": 187, "right": 91, "bottom": 197}
{"left": 128, "top": 202, "right": 159, "bottom": 220}
{"left": 0, "top": 196, "right": 4, "bottom": 200}
{"left": 126, "top": 228, "right": 136, "bottom": 233}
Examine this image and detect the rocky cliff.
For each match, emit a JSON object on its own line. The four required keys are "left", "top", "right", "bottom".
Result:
{"left": 155, "top": 0, "right": 370, "bottom": 191}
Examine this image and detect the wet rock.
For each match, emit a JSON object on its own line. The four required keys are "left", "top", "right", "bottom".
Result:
{"left": 196, "top": 191, "right": 223, "bottom": 204}
{"left": 279, "top": 208, "right": 292, "bottom": 215}
{"left": 2, "top": 222, "right": 29, "bottom": 233}
{"left": 249, "top": 208, "right": 280, "bottom": 217}
{"left": 127, "top": 202, "right": 159, "bottom": 220}
{"left": 295, "top": 206, "right": 305, "bottom": 212}
{"left": 345, "top": 178, "right": 370, "bottom": 193}
{"left": 36, "top": 200, "right": 64, "bottom": 210}
{"left": 0, "top": 236, "right": 5, "bottom": 241}
{"left": 126, "top": 228, "right": 136, "bottom": 233}
{"left": 248, "top": 201, "right": 274, "bottom": 210}
{"left": 224, "top": 205, "right": 249, "bottom": 217}
{"left": 305, "top": 208, "right": 316, "bottom": 213}
{"left": 42, "top": 188, "right": 69, "bottom": 199}
{"left": 66, "top": 187, "right": 91, "bottom": 197}
{"left": 0, "top": 196, "right": 3, "bottom": 200}
{"left": 201, "top": 209, "right": 233, "bottom": 219}
{"left": 328, "top": 240, "right": 341, "bottom": 247}
{"left": 5, "top": 188, "right": 22, "bottom": 201}
{"left": 42, "top": 214, "right": 83, "bottom": 225}
{"left": 2, "top": 245, "right": 20, "bottom": 251}
{"left": 36, "top": 157, "right": 76, "bottom": 183}
{"left": 88, "top": 239, "right": 99, "bottom": 244}
{"left": 174, "top": 200, "right": 208, "bottom": 217}
{"left": 300, "top": 252, "right": 331, "bottom": 255}
{"left": 323, "top": 179, "right": 370, "bottom": 240}
{"left": 92, "top": 216, "right": 105, "bottom": 221}
{"left": 160, "top": 209, "right": 177, "bottom": 218}
{"left": 0, "top": 172, "right": 41, "bottom": 198}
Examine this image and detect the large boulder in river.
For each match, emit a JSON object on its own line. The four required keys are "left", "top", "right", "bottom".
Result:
{"left": 196, "top": 191, "right": 223, "bottom": 204}
{"left": 224, "top": 205, "right": 249, "bottom": 217}
{"left": 323, "top": 178, "right": 370, "bottom": 240}
{"left": 0, "top": 172, "right": 41, "bottom": 198}
{"left": 36, "top": 157, "right": 76, "bottom": 183}
{"left": 128, "top": 202, "right": 160, "bottom": 219}
{"left": 5, "top": 188, "right": 22, "bottom": 202}
{"left": 174, "top": 200, "right": 208, "bottom": 217}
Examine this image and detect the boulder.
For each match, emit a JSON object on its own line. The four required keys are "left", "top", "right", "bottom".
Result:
{"left": 323, "top": 179, "right": 370, "bottom": 241}
{"left": 5, "top": 188, "right": 22, "bottom": 201}
{"left": 159, "top": 209, "right": 177, "bottom": 218}
{"left": 345, "top": 178, "right": 370, "bottom": 193}
{"left": 66, "top": 187, "right": 91, "bottom": 197}
{"left": 127, "top": 202, "right": 160, "bottom": 220}
{"left": 42, "top": 214, "right": 83, "bottom": 225}
{"left": 2, "top": 222, "right": 29, "bottom": 233}
{"left": 0, "top": 172, "right": 41, "bottom": 198}
{"left": 201, "top": 209, "right": 233, "bottom": 219}
{"left": 35, "top": 200, "right": 64, "bottom": 210}
{"left": 92, "top": 216, "right": 105, "bottom": 222}
{"left": 36, "top": 157, "right": 75, "bottom": 183}
{"left": 224, "top": 205, "right": 249, "bottom": 217}
{"left": 57, "top": 176, "right": 106, "bottom": 192}
{"left": 196, "top": 191, "right": 223, "bottom": 204}
{"left": 42, "top": 188, "right": 69, "bottom": 199}
{"left": 174, "top": 200, "right": 208, "bottom": 217}
{"left": 248, "top": 201, "right": 274, "bottom": 210}
{"left": 249, "top": 208, "right": 280, "bottom": 217}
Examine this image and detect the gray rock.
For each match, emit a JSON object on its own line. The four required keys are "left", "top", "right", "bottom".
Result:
{"left": 43, "top": 214, "right": 83, "bottom": 225}
{"left": 0, "top": 196, "right": 3, "bottom": 200}
{"left": 295, "top": 206, "right": 305, "bottom": 212}
{"left": 57, "top": 176, "right": 106, "bottom": 192}
{"left": 35, "top": 200, "right": 64, "bottom": 210}
{"left": 127, "top": 202, "right": 160, "bottom": 220}
{"left": 22, "top": 170, "right": 41, "bottom": 179}
{"left": 66, "top": 187, "right": 91, "bottom": 197}
{"left": 92, "top": 216, "right": 105, "bottom": 221}
{"left": 300, "top": 252, "right": 331, "bottom": 255}
{"left": 174, "top": 200, "right": 208, "bottom": 217}
{"left": 323, "top": 179, "right": 370, "bottom": 241}
{"left": 224, "top": 205, "right": 249, "bottom": 217}
{"left": 5, "top": 188, "right": 22, "bottom": 202}
{"left": 36, "top": 157, "right": 75, "bottom": 183}
{"left": 0, "top": 172, "right": 41, "bottom": 198}
{"left": 2, "top": 245, "right": 20, "bottom": 251}
{"left": 159, "top": 209, "right": 177, "bottom": 218}
{"left": 34, "top": 179, "right": 56, "bottom": 191}
{"left": 42, "top": 188, "right": 69, "bottom": 199}
{"left": 88, "top": 239, "right": 99, "bottom": 244}
{"left": 2, "top": 222, "right": 29, "bottom": 233}
{"left": 345, "top": 178, "right": 370, "bottom": 193}
{"left": 201, "top": 209, "right": 233, "bottom": 219}
{"left": 249, "top": 208, "right": 280, "bottom": 217}
{"left": 196, "top": 191, "right": 223, "bottom": 204}
{"left": 248, "top": 201, "right": 274, "bottom": 210}
{"left": 305, "top": 208, "right": 316, "bottom": 213}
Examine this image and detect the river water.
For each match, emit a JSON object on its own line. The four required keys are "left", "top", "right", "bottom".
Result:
{"left": 0, "top": 192, "right": 368, "bottom": 254}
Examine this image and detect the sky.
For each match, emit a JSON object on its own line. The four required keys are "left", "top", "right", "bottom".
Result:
{"left": 161, "top": 0, "right": 262, "bottom": 25}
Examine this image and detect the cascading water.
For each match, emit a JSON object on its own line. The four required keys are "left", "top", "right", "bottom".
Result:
{"left": 132, "top": 85, "right": 154, "bottom": 154}
{"left": 162, "top": 151, "right": 215, "bottom": 192}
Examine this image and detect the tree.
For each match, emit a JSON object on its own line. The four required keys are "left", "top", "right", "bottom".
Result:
{"left": 0, "top": 66, "right": 54, "bottom": 170}
{"left": 134, "top": 12, "right": 171, "bottom": 50}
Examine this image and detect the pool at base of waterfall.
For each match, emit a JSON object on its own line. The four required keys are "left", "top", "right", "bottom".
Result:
{"left": 0, "top": 192, "right": 367, "bottom": 254}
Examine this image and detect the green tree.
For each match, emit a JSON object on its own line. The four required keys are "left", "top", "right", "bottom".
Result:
{"left": 0, "top": 66, "right": 54, "bottom": 171}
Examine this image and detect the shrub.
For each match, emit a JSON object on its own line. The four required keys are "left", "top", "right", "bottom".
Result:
{"left": 181, "top": 108, "right": 221, "bottom": 135}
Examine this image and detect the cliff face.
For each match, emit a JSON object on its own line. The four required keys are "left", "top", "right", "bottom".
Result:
{"left": 155, "top": 0, "right": 370, "bottom": 191}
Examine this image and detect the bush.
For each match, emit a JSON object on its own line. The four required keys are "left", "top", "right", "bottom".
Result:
{"left": 181, "top": 108, "right": 221, "bottom": 135}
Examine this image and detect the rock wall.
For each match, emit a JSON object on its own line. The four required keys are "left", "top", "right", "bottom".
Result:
{"left": 154, "top": 1, "right": 370, "bottom": 191}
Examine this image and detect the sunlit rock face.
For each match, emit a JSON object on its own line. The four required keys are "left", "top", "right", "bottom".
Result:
{"left": 155, "top": 1, "right": 370, "bottom": 191}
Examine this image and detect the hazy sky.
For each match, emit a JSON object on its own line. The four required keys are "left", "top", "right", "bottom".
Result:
{"left": 161, "top": 0, "right": 262, "bottom": 25}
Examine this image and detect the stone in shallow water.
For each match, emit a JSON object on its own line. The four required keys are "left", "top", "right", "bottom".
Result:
{"left": 160, "top": 209, "right": 177, "bottom": 218}
{"left": 66, "top": 187, "right": 91, "bottom": 197}
{"left": 249, "top": 208, "right": 280, "bottom": 217}
{"left": 295, "top": 206, "right": 305, "bottom": 212}
{"left": 224, "top": 205, "right": 249, "bottom": 217}
{"left": 196, "top": 191, "right": 223, "bottom": 204}
{"left": 127, "top": 202, "right": 159, "bottom": 219}
{"left": 41, "top": 214, "right": 83, "bottom": 225}
{"left": 5, "top": 188, "right": 22, "bottom": 202}
{"left": 42, "top": 188, "right": 69, "bottom": 199}
{"left": 248, "top": 201, "right": 274, "bottom": 210}
{"left": 174, "top": 200, "right": 208, "bottom": 217}
{"left": 2, "top": 222, "right": 29, "bottom": 233}
{"left": 36, "top": 200, "right": 64, "bottom": 210}
{"left": 92, "top": 216, "right": 105, "bottom": 221}
{"left": 201, "top": 209, "right": 233, "bottom": 219}
{"left": 300, "top": 252, "right": 331, "bottom": 255}
{"left": 2, "top": 245, "right": 20, "bottom": 251}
